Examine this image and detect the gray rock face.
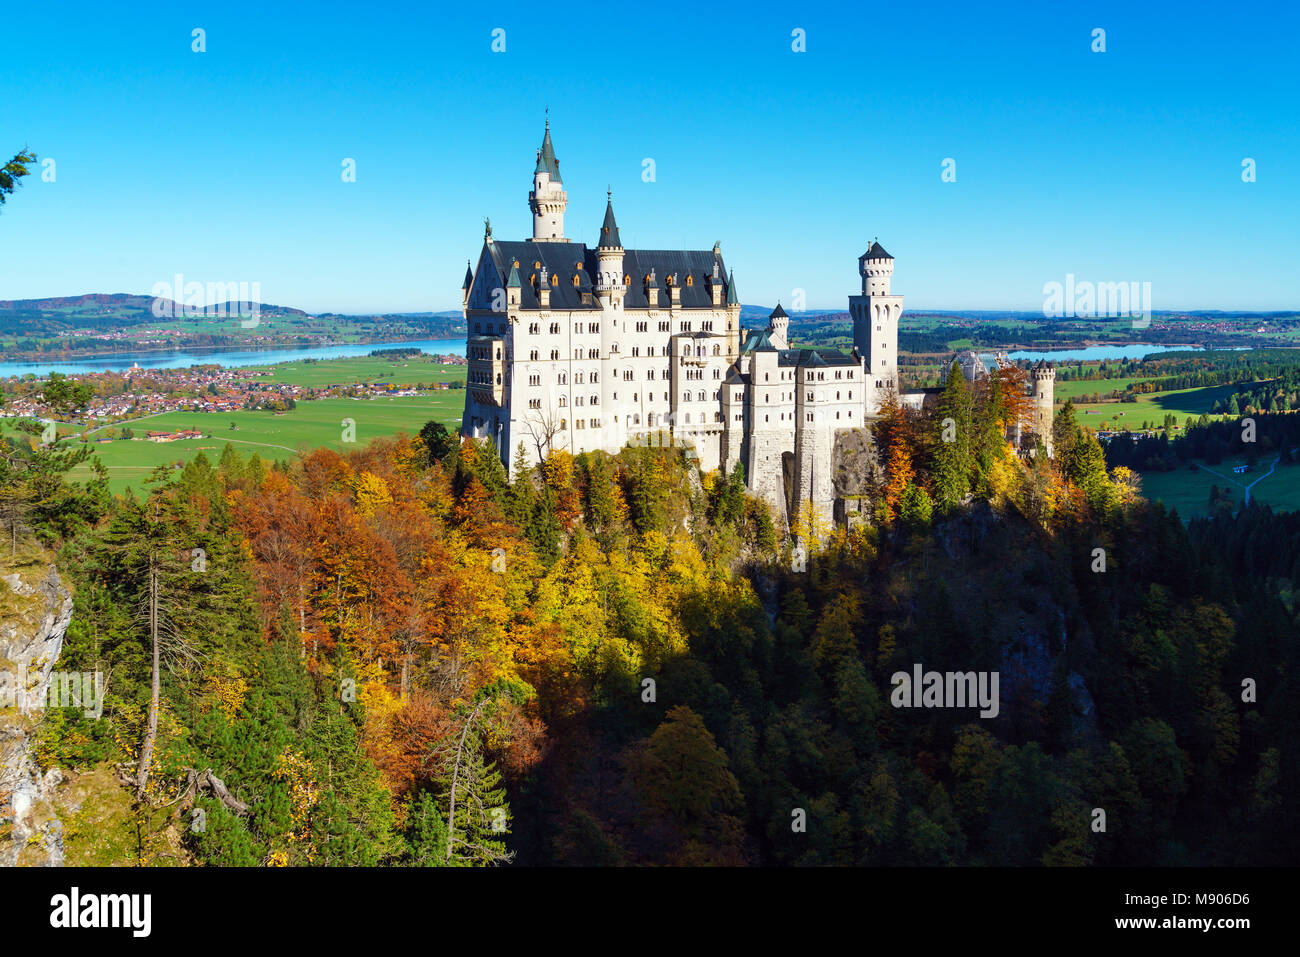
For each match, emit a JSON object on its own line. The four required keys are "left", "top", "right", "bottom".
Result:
{"left": 0, "top": 564, "right": 74, "bottom": 867}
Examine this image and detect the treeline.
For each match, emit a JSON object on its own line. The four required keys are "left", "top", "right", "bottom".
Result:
{"left": 4, "top": 387, "right": 1296, "bottom": 866}
{"left": 1212, "top": 368, "right": 1300, "bottom": 415}
{"left": 1105, "top": 411, "right": 1300, "bottom": 472}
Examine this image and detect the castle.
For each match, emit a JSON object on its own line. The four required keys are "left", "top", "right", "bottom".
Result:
{"left": 460, "top": 123, "right": 1053, "bottom": 529}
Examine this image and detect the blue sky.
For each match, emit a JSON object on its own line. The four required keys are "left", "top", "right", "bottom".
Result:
{"left": 1, "top": 0, "right": 1297, "bottom": 313}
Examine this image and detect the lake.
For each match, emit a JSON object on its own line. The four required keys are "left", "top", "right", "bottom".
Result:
{"left": 997, "top": 344, "right": 1226, "bottom": 363}
{"left": 0, "top": 338, "right": 467, "bottom": 378}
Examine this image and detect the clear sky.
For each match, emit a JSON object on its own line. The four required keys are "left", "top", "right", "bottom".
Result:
{"left": 2, "top": 0, "right": 1297, "bottom": 313}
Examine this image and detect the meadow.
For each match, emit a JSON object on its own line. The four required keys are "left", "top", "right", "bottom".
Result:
{"left": 235, "top": 355, "right": 465, "bottom": 388}
{"left": 1138, "top": 456, "right": 1300, "bottom": 519}
{"left": 62, "top": 393, "right": 463, "bottom": 494}
{"left": 1066, "top": 383, "right": 1240, "bottom": 430}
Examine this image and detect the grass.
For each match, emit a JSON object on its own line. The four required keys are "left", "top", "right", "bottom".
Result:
{"left": 1054, "top": 377, "right": 1153, "bottom": 401}
{"left": 1139, "top": 456, "right": 1300, "bottom": 518}
{"left": 1067, "top": 383, "right": 1241, "bottom": 431}
{"left": 235, "top": 355, "right": 465, "bottom": 388}
{"left": 61, "top": 394, "right": 464, "bottom": 494}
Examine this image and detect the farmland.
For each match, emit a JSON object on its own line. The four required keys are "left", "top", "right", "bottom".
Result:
{"left": 1138, "top": 455, "right": 1300, "bottom": 519}
{"left": 61, "top": 393, "right": 463, "bottom": 494}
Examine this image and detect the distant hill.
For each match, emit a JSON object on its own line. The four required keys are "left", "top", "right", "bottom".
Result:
{"left": 0, "top": 293, "right": 315, "bottom": 338}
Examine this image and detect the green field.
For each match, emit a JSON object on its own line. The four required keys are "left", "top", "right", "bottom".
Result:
{"left": 1068, "top": 383, "right": 1240, "bottom": 431}
{"left": 61, "top": 394, "right": 463, "bottom": 494}
{"left": 236, "top": 355, "right": 466, "bottom": 388}
{"left": 1054, "top": 377, "right": 1152, "bottom": 401}
{"left": 1139, "top": 456, "right": 1300, "bottom": 518}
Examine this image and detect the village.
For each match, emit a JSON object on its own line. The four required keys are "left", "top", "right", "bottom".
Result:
{"left": 0, "top": 360, "right": 463, "bottom": 428}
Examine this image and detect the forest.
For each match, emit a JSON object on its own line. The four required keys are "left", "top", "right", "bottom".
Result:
{"left": 1, "top": 361, "right": 1296, "bottom": 866}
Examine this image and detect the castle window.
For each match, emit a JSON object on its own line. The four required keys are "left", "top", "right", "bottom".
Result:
{"left": 559, "top": 396, "right": 567, "bottom": 407}
{"left": 529, "top": 350, "right": 538, "bottom": 361}
{"left": 624, "top": 274, "right": 631, "bottom": 285}
{"left": 551, "top": 274, "right": 559, "bottom": 286}
{"left": 560, "top": 419, "right": 567, "bottom": 430}
{"left": 685, "top": 413, "right": 691, "bottom": 424}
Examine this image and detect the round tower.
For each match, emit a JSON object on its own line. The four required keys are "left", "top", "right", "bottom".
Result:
{"left": 767, "top": 303, "right": 789, "bottom": 349}
{"left": 529, "top": 119, "right": 568, "bottom": 241}
{"left": 1032, "top": 360, "right": 1056, "bottom": 455}
{"left": 861, "top": 243, "right": 895, "bottom": 296}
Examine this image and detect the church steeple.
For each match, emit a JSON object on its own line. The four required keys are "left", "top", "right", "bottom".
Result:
{"left": 529, "top": 117, "right": 568, "bottom": 241}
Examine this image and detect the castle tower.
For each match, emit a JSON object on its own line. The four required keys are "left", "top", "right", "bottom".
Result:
{"left": 1032, "top": 360, "right": 1056, "bottom": 455}
{"left": 529, "top": 120, "right": 568, "bottom": 241}
{"left": 595, "top": 192, "right": 624, "bottom": 306}
{"left": 768, "top": 303, "right": 789, "bottom": 349}
{"left": 725, "top": 269, "right": 741, "bottom": 360}
{"left": 849, "top": 241, "right": 902, "bottom": 411}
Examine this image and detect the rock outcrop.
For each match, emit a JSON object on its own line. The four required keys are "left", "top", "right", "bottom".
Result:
{"left": 0, "top": 562, "right": 74, "bottom": 867}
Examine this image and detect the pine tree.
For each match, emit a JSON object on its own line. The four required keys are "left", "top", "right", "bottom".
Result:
{"left": 932, "top": 363, "right": 974, "bottom": 512}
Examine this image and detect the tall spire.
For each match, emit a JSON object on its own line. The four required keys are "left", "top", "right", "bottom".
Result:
{"left": 598, "top": 191, "right": 622, "bottom": 249}
{"left": 726, "top": 269, "right": 739, "bottom": 305}
{"left": 535, "top": 118, "right": 561, "bottom": 183}
{"left": 462, "top": 260, "right": 473, "bottom": 290}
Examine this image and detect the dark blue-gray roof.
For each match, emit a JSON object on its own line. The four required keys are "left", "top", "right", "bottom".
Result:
{"left": 473, "top": 240, "right": 729, "bottom": 311}
{"left": 862, "top": 241, "right": 892, "bottom": 261}
{"left": 535, "top": 123, "right": 561, "bottom": 182}
{"left": 598, "top": 199, "right": 621, "bottom": 248}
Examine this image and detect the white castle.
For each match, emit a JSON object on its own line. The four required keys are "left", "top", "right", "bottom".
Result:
{"left": 461, "top": 122, "right": 1052, "bottom": 529}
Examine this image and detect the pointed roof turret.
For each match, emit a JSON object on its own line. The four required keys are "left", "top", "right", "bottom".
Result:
{"left": 598, "top": 191, "right": 622, "bottom": 249}
{"left": 769, "top": 302, "right": 788, "bottom": 319}
{"left": 506, "top": 260, "right": 522, "bottom": 288}
{"left": 535, "top": 119, "right": 561, "bottom": 183}
{"left": 864, "top": 240, "right": 892, "bottom": 260}
{"left": 462, "top": 261, "right": 473, "bottom": 290}
{"left": 725, "top": 270, "right": 739, "bottom": 305}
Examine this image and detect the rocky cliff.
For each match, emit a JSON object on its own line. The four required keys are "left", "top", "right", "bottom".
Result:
{"left": 0, "top": 560, "right": 74, "bottom": 867}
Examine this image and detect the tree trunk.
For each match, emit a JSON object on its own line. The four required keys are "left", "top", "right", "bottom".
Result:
{"left": 446, "top": 700, "right": 486, "bottom": 862}
{"left": 136, "top": 557, "right": 160, "bottom": 799}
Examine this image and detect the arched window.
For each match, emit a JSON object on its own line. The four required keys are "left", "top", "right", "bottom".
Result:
{"left": 686, "top": 275, "right": 694, "bottom": 286}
